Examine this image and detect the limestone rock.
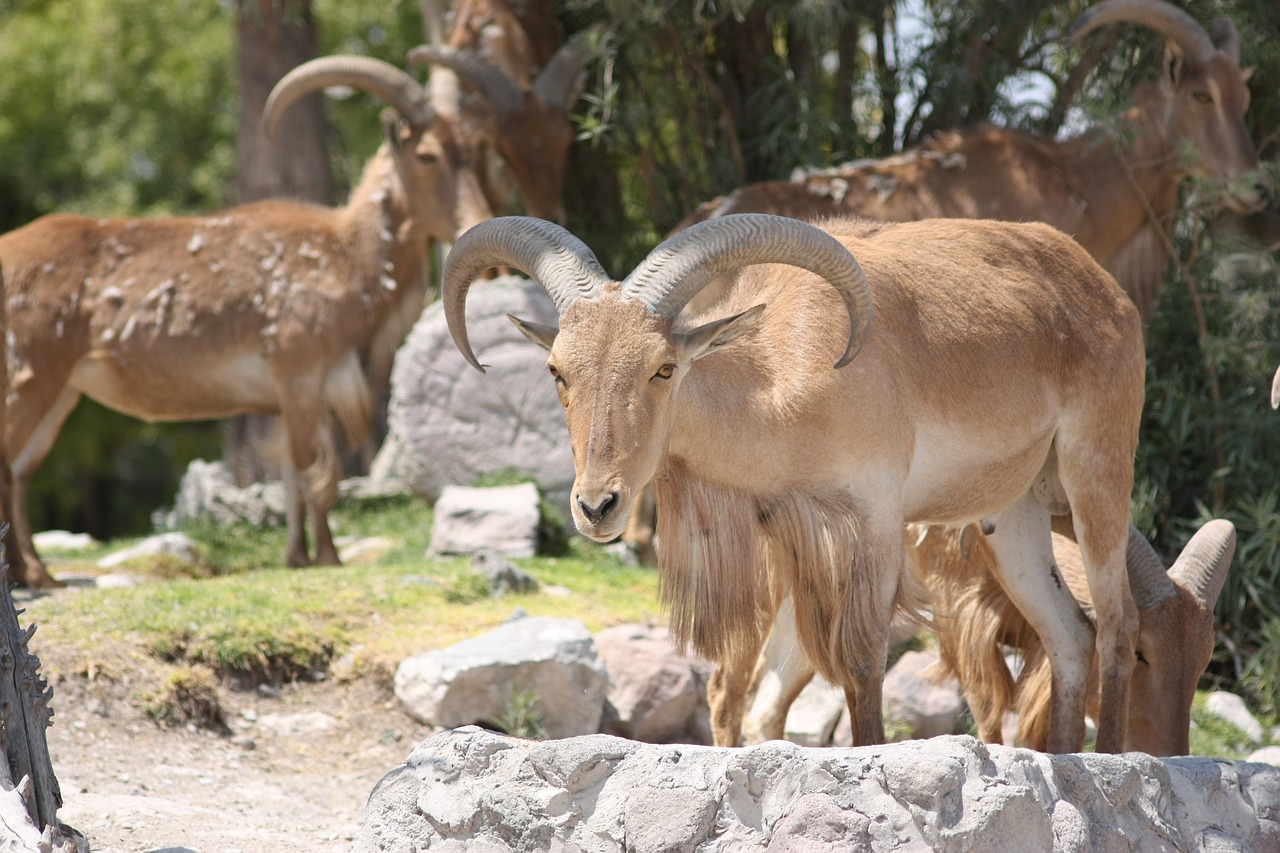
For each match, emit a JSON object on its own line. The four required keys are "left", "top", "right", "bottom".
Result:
{"left": 385, "top": 276, "right": 574, "bottom": 517}
{"left": 884, "top": 649, "right": 966, "bottom": 739}
{"left": 594, "top": 624, "right": 712, "bottom": 744}
{"left": 98, "top": 532, "right": 199, "bottom": 569}
{"left": 470, "top": 550, "right": 539, "bottom": 596}
{"left": 163, "top": 458, "right": 287, "bottom": 529}
{"left": 428, "top": 483, "right": 542, "bottom": 559}
{"left": 393, "top": 617, "right": 608, "bottom": 739}
{"left": 358, "top": 728, "right": 1280, "bottom": 852}
{"left": 1205, "top": 691, "right": 1264, "bottom": 744}
{"left": 782, "top": 677, "right": 846, "bottom": 747}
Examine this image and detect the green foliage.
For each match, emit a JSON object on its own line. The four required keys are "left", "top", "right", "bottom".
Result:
{"left": 496, "top": 687, "right": 549, "bottom": 740}
{"left": 1240, "top": 617, "right": 1280, "bottom": 720}
{"left": 442, "top": 563, "right": 493, "bottom": 603}
{"left": 1188, "top": 692, "right": 1266, "bottom": 759}
{"left": 0, "top": 0, "right": 236, "bottom": 229}
{"left": 1132, "top": 205, "right": 1280, "bottom": 689}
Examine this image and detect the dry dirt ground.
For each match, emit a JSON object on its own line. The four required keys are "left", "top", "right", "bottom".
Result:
{"left": 24, "top": 588, "right": 437, "bottom": 853}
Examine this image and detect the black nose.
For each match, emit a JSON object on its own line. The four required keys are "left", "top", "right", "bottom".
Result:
{"left": 578, "top": 492, "right": 618, "bottom": 524}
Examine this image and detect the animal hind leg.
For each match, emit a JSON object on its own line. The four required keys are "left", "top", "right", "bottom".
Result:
{"left": 278, "top": 377, "right": 341, "bottom": 567}
{"left": 708, "top": 631, "right": 769, "bottom": 747}
{"left": 7, "top": 384, "right": 82, "bottom": 587}
{"left": 982, "top": 490, "right": 1094, "bottom": 753}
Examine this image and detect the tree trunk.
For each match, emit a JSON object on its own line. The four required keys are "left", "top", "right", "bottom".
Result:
{"left": 0, "top": 528, "right": 86, "bottom": 850}
{"left": 713, "top": 5, "right": 779, "bottom": 182}
{"left": 225, "top": 0, "right": 332, "bottom": 487}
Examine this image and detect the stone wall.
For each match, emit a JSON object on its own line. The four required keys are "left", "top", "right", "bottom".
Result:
{"left": 358, "top": 728, "right": 1280, "bottom": 852}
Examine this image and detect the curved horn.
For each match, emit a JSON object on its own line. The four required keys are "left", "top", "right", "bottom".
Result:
{"left": 621, "top": 214, "right": 874, "bottom": 368}
{"left": 264, "top": 55, "right": 433, "bottom": 141}
{"left": 442, "top": 216, "right": 612, "bottom": 371}
{"left": 1069, "top": 0, "right": 1216, "bottom": 66}
{"left": 533, "top": 44, "right": 587, "bottom": 113}
{"left": 1124, "top": 525, "right": 1178, "bottom": 609}
{"left": 1271, "top": 363, "right": 1279, "bottom": 410}
{"left": 408, "top": 45, "right": 524, "bottom": 117}
{"left": 1168, "top": 519, "right": 1237, "bottom": 608}
{"left": 1210, "top": 17, "right": 1240, "bottom": 65}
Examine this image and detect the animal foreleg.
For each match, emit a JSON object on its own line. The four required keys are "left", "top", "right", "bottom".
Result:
{"left": 743, "top": 596, "right": 816, "bottom": 744}
{"left": 983, "top": 491, "right": 1093, "bottom": 753}
{"left": 707, "top": 637, "right": 765, "bottom": 747}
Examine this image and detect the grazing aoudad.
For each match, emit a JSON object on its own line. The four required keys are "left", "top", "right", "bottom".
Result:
{"left": 735, "top": 519, "right": 1236, "bottom": 756}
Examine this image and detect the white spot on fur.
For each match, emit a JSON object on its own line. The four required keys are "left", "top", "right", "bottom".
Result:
{"left": 142, "top": 280, "right": 174, "bottom": 306}
{"left": 119, "top": 314, "right": 138, "bottom": 341}
{"left": 381, "top": 275, "right": 397, "bottom": 292}
{"left": 187, "top": 232, "right": 205, "bottom": 253}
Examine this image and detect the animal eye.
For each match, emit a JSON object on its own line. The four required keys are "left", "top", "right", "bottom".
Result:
{"left": 653, "top": 364, "right": 675, "bottom": 381}
{"left": 1135, "top": 649, "right": 1149, "bottom": 665}
{"left": 1192, "top": 91, "right": 1213, "bottom": 104}
{"left": 548, "top": 365, "right": 565, "bottom": 386}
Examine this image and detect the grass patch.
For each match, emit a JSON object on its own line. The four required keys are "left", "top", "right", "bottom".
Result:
{"left": 23, "top": 497, "right": 663, "bottom": 698}
{"left": 145, "top": 666, "right": 229, "bottom": 733}
{"left": 1189, "top": 692, "right": 1271, "bottom": 760}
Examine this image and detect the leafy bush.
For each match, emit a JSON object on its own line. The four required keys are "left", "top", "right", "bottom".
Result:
{"left": 1134, "top": 197, "right": 1280, "bottom": 695}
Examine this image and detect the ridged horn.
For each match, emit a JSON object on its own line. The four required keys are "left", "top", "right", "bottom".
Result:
{"left": 1069, "top": 0, "right": 1216, "bottom": 65}
{"left": 442, "top": 216, "right": 612, "bottom": 371}
{"left": 1210, "top": 17, "right": 1240, "bottom": 65}
{"left": 264, "top": 55, "right": 433, "bottom": 141}
{"left": 1168, "top": 519, "right": 1236, "bottom": 608}
{"left": 1271, "top": 364, "right": 1279, "bottom": 410}
{"left": 1124, "top": 525, "right": 1178, "bottom": 610}
{"left": 533, "top": 44, "right": 587, "bottom": 113}
{"left": 408, "top": 45, "right": 524, "bottom": 117}
{"left": 620, "top": 214, "right": 874, "bottom": 368}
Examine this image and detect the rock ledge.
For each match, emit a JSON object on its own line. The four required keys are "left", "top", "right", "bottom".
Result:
{"left": 358, "top": 728, "right": 1280, "bottom": 852}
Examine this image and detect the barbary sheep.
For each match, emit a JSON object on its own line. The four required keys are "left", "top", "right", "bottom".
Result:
{"left": 738, "top": 519, "right": 1235, "bottom": 756}
{"left": 0, "top": 54, "right": 492, "bottom": 585}
{"left": 440, "top": 212, "right": 1146, "bottom": 754}
{"left": 676, "top": 0, "right": 1265, "bottom": 320}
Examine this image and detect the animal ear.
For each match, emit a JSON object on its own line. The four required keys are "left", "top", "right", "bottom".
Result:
{"left": 508, "top": 314, "right": 559, "bottom": 352}
{"left": 679, "top": 303, "right": 766, "bottom": 363}
{"left": 1241, "top": 65, "right": 1256, "bottom": 83}
{"left": 1162, "top": 42, "right": 1185, "bottom": 89}
{"left": 380, "top": 109, "right": 403, "bottom": 148}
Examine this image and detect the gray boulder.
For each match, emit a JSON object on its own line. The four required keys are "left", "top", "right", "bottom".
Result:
{"left": 1205, "top": 691, "right": 1264, "bottom": 745}
{"left": 428, "top": 483, "right": 541, "bottom": 559}
{"left": 594, "top": 624, "right": 712, "bottom": 744}
{"left": 163, "top": 458, "right": 286, "bottom": 529}
{"left": 358, "top": 728, "right": 1280, "bottom": 852}
{"left": 393, "top": 617, "right": 608, "bottom": 739}
{"left": 384, "top": 276, "right": 574, "bottom": 517}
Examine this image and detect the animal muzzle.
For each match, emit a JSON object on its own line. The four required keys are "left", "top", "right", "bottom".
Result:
{"left": 571, "top": 485, "right": 629, "bottom": 541}
{"left": 1222, "top": 173, "right": 1271, "bottom": 215}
